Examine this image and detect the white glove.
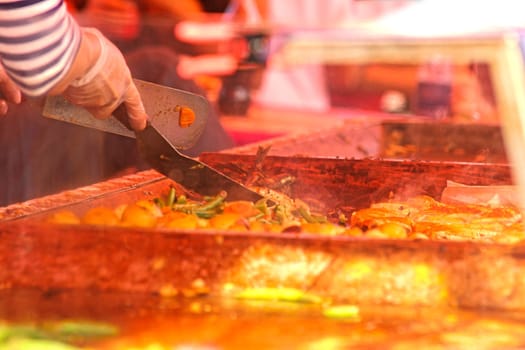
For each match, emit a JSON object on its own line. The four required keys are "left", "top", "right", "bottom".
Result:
{"left": 0, "top": 62, "right": 21, "bottom": 116}
{"left": 61, "top": 28, "right": 147, "bottom": 130}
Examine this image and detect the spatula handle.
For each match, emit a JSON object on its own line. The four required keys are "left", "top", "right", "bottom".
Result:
{"left": 43, "top": 95, "right": 135, "bottom": 138}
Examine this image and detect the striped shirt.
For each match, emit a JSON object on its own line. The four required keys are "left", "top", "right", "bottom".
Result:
{"left": 0, "top": 0, "right": 81, "bottom": 96}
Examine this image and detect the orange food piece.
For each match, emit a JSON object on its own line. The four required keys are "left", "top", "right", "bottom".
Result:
{"left": 82, "top": 207, "right": 119, "bottom": 226}
{"left": 249, "top": 221, "right": 268, "bottom": 232}
{"left": 223, "top": 201, "right": 261, "bottom": 218}
{"left": 120, "top": 204, "right": 157, "bottom": 228}
{"left": 178, "top": 106, "right": 196, "bottom": 128}
{"left": 157, "top": 211, "right": 186, "bottom": 226}
{"left": 364, "top": 228, "right": 389, "bottom": 239}
{"left": 157, "top": 211, "right": 199, "bottom": 230}
{"left": 209, "top": 212, "right": 244, "bottom": 230}
{"left": 301, "top": 223, "right": 345, "bottom": 236}
{"left": 343, "top": 227, "right": 363, "bottom": 237}
{"left": 46, "top": 210, "right": 81, "bottom": 225}
{"left": 378, "top": 222, "right": 409, "bottom": 239}
{"left": 350, "top": 207, "right": 413, "bottom": 231}
{"left": 135, "top": 200, "right": 163, "bottom": 218}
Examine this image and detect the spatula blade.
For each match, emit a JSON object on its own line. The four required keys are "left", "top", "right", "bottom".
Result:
{"left": 43, "top": 79, "right": 208, "bottom": 150}
{"left": 136, "top": 122, "right": 264, "bottom": 202}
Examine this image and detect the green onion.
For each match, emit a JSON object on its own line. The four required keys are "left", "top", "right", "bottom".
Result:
{"left": 51, "top": 320, "right": 118, "bottom": 338}
{"left": 166, "top": 187, "right": 176, "bottom": 208}
{"left": 176, "top": 194, "right": 187, "bottom": 204}
{"left": 199, "top": 191, "right": 227, "bottom": 211}
{"left": 235, "top": 287, "right": 323, "bottom": 304}
{"left": 322, "top": 305, "right": 360, "bottom": 319}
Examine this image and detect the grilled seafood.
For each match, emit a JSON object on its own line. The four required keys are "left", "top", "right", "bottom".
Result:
{"left": 351, "top": 195, "right": 524, "bottom": 242}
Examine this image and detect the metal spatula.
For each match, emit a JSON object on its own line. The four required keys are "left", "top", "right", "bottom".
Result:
{"left": 131, "top": 117, "right": 264, "bottom": 202}
{"left": 43, "top": 79, "right": 208, "bottom": 150}
{"left": 44, "top": 81, "right": 264, "bottom": 202}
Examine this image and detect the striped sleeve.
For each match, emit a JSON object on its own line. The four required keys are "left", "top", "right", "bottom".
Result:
{"left": 0, "top": 0, "right": 81, "bottom": 96}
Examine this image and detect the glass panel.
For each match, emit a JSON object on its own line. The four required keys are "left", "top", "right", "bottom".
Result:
{"left": 325, "top": 61, "right": 496, "bottom": 122}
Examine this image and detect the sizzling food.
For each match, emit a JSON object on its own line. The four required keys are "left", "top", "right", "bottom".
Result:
{"left": 45, "top": 184, "right": 525, "bottom": 243}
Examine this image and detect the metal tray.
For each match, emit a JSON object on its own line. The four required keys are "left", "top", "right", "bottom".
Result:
{"left": 1, "top": 156, "right": 523, "bottom": 312}
{"left": 226, "top": 116, "right": 508, "bottom": 163}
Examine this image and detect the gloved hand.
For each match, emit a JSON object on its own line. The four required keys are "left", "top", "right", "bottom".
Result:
{"left": 0, "top": 63, "right": 22, "bottom": 116}
{"left": 51, "top": 27, "right": 147, "bottom": 131}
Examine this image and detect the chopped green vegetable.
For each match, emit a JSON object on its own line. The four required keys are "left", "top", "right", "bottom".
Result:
{"left": 322, "top": 304, "right": 360, "bottom": 319}
{"left": 0, "top": 324, "right": 46, "bottom": 342}
{"left": 254, "top": 199, "right": 270, "bottom": 216}
{"left": 165, "top": 187, "right": 176, "bottom": 208}
{"left": 198, "top": 191, "right": 227, "bottom": 211}
{"left": 176, "top": 194, "right": 187, "bottom": 204}
{"left": 0, "top": 320, "right": 118, "bottom": 349}
{"left": 235, "top": 287, "right": 323, "bottom": 304}
{"left": 274, "top": 205, "right": 286, "bottom": 224}
{"left": 50, "top": 320, "right": 118, "bottom": 338}
{"left": 247, "top": 212, "right": 266, "bottom": 222}
{"left": 194, "top": 209, "right": 219, "bottom": 219}
{"left": 171, "top": 203, "right": 200, "bottom": 212}
{"left": 0, "top": 337, "right": 79, "bottom": 350}
{"left": 166, "top": 191, "right": 227, "bottom": 218}
{"left": 296, "top": 206, "right": 327, "bottom": 224}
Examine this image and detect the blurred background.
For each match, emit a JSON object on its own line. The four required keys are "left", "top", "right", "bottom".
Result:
{"left": 2, "top": 0, "right": 525, "bottom": 205}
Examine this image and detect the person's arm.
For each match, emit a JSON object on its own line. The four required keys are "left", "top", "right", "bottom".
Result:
{"left": 0, "top": 0, "right": 147, "bottom": 130}
{"left": 0, "top": 0, "right": 81, "bottom": 96}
